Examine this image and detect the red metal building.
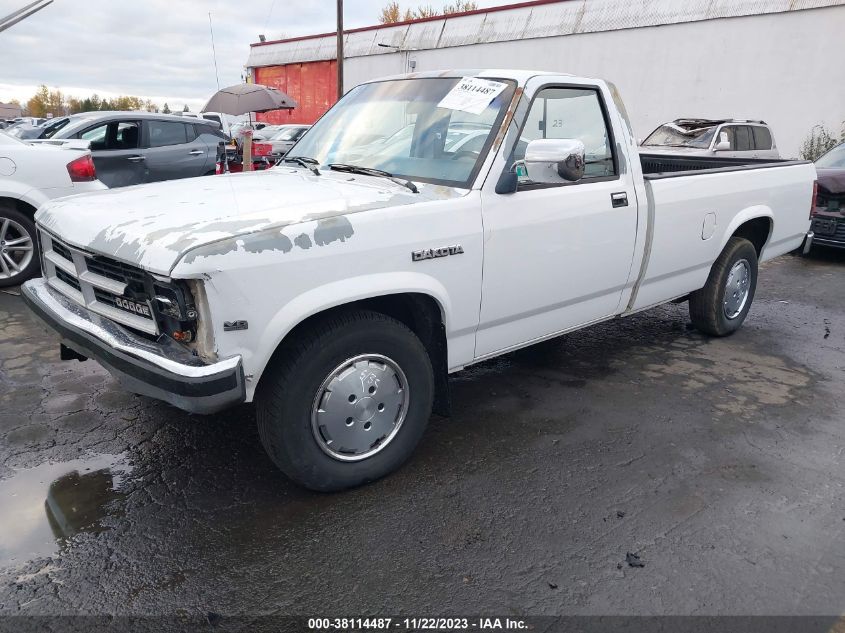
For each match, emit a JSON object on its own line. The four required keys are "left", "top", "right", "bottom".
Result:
{"left": 253, "top": 60, "right": 337, "bottom": 126}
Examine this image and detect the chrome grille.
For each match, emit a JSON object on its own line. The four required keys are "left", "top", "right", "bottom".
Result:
{"left": 39, "top": 230, "right": 158, "bottom": 336}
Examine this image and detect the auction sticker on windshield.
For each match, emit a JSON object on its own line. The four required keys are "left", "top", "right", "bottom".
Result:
{"left": 437, "top": 77, "right": 508, "bottom": 115}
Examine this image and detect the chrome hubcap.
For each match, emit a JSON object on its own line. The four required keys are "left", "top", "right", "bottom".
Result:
{"left": 311, "top": 354, "right": 409, "bottom": 462}
{"left": 723, "top": 259, "right": 751, "bottom": 320}
{"left": 0, "top": 217, "right": 34, "bottom": 281}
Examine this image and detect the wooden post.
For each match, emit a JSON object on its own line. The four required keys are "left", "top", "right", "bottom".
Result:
{"left": 336, "top": 0, "right": 344, "bottom": 100}
{"left": 243, "top": 129, "right": 253, "bottom": 172}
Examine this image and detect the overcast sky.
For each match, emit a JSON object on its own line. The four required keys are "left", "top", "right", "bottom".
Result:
{"left": 0, "top": 0, "right": 515, "bottom": 111}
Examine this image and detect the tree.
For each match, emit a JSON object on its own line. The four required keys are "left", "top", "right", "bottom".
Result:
{"left": 182, "top": 104, "right": 190, "bottom": 113}
{"left": 444, "top": 1, "right": 477, "bottom": 12}
{"left": 379, "top": 1, "right": 477, "bottom": 22}
{"left": 379, "top": 1, "right": 402, "bottom": 23}
{"left": 800, "top": 124, "right": 840, "bottom": 161}
{"left": 26, "top": 85, "right": 52, "bottom": 118}
{"left": 67, "top": 97, "right": 84, "bottom": 114}
{"left": 414, "top": 4, "right": 438, "bottom": 18}
{"left": 162, "top": 102, "right": 171, "bottom": 114}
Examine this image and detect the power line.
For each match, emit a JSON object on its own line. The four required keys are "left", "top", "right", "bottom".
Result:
{"left": 263, "top": 0, "right": 277, "bottom": 33}
{"left": 208, "top": 12, "right": 221, "bottom": 92}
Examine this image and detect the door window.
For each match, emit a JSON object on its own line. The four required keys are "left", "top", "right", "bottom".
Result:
{"left": 79, "top": 121, "right": 139, "bottom": 150}
{"left": 751, "top": 126, "right": 772, "bottom": 150}
{"left": 512, "top": 86, "right": 617, "bottom": 183}
{"left": 148, "top": 120, "right": 188, "bottom": 147}
{"left": 79, "top": 123, "right": 109, "bottom": 150}
{"left": 717, "top": 126, "right": 735, "bottom": 149}
{"left": 114, "top": 122, "right": 140, "bottom": 149}
{"left": 734, "top": 126, "right": 752, "bottom": 151}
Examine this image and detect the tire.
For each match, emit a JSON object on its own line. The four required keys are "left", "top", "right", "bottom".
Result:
{"left": 0, "top": 202, "right": 39, "bottom": 288}
{"left": 256, "top": 310, "right": 434, "bottom": 492}
{"left": 689, "top": 236, "right": 758, "bottom": 337}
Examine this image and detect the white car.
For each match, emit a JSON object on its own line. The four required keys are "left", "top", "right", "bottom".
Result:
{"left": 23, "top": 70, "right": 814, "bottom": 490}
{"left": 0, "top": 133, "right": 106, "bottom": 286}
{"left": 641, "top": 119, "right": 780, "bottom": 160}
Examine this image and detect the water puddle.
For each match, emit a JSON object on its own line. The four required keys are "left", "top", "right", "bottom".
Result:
{"left": 0, "top": 453, "right": 130, "bottom": 567}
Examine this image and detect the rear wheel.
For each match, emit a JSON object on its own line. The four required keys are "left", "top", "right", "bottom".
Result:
{"left": 256, "top": 310, "right": 434, "bottom": 491}
{"left": 689, "top": 236, "right": 758, "bottom": 336}
{"left": 0, "top": 203, "right": 39, "bottom": 288}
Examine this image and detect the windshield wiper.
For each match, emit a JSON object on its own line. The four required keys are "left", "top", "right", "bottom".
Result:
{"left": 327, "top": 163, "right": 419, "bottom": 194}
{"left": 281, "top": 156, "right": 320, "bottom": 175}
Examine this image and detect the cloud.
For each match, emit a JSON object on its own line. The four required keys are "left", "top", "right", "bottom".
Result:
{"left": 0, "top": 0, "right": 512, "bottom": 108}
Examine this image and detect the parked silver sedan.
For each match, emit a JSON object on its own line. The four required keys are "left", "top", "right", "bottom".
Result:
{"left": 265, "top": 124, "right": 311, "bottom": 158}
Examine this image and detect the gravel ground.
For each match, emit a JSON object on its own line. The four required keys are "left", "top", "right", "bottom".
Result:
{"left": 0, "top": 249, "right": 843, "bottom": 622}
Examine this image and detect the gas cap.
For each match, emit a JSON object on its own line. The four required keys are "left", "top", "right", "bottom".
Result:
{"left": 0, "top": 157, "right": 16, "bottom": 177}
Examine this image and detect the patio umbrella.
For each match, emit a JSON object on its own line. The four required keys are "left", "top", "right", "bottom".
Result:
{"left": 202, "top": 83, "right": 297, "bottom": 116}
{"left": 203, "top": 83, "right": 297, "bottom": 174}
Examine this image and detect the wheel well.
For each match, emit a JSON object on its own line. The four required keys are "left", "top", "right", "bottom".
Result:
{"left": 0, "top": 197, "right": 37, "bottom": 219}
{"left": 732, "top": 217, "right": 772, "bottom": 256}
{"left": 264, "top": 293, "right": 451, "bottom": 416}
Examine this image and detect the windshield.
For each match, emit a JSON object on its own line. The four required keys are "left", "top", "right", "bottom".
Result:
{"left": 287, "top": 77, "right": 516, "bottom": 187}
{"left": 816, "top": 143, "right": 845, "bottom": 169}
{"left": 642, "top": 124, "right": 717, "bottom": 148}
{"left": 42, "top": 117, "right": 72, "bottom": 139}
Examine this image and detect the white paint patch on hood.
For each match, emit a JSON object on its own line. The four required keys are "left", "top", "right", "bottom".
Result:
{"left": 36, "top": 168, "right": 465, "bottom": 276}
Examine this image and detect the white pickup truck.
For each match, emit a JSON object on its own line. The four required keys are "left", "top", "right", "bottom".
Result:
{"left": 22, "top": 70, "right": 816, "bottom": 491}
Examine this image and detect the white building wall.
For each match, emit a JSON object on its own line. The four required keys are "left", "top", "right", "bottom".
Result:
{"left": 343, "top": 6, "right": 844, "bottom": 158}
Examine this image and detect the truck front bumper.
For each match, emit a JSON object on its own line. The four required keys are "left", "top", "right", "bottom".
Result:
{"left": 21, "top": 278, "right": 245, "bottom": 414}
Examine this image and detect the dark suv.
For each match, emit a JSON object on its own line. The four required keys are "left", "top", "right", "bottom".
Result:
{"left": 50, "top": 112, "right": 226, "bottom": 188}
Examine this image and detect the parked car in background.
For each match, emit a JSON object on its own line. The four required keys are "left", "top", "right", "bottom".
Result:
{"left": 182, "top": 111, "right": 244, "bottom": 139}
{"left": 7, "top": 114, "right": 83, "bottom": 140}
{"left": 265, "top": 124, "right": 310, "bottom": 157}
{"left": 804, "top": 142, "right": 845, "bottom": 253}
{"left": 641, "top": 119, "right": 780, "bottom": 159}
{"left": 252, "top": 125, "right": 287, "bottom": 141}
{"left": 47, "top": 112, "right": 226, "bottom": 188}
{"left": 0, "top": 133, "right": 106, "bottom": 286}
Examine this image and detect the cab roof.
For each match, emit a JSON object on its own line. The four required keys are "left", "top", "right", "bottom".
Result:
{"left": 365, "top": 69, "right": 571, "bottom": 84}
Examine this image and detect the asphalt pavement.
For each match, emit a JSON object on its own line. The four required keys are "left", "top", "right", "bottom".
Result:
{"left": 1, "top": 250, "right": 844, "bottom": 623}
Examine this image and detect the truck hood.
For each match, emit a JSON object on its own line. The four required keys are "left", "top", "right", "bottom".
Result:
{"left": 36, "top": 167, "right": 464, "bottom": 276}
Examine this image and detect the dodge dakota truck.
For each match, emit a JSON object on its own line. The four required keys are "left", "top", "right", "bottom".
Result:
{"left": 22, "top": 70, "right": 816, "bottom": 491}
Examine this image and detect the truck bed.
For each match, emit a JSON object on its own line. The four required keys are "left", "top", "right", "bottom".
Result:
{"left": 640, "top": 153, "right": 807, "bottom": 178}
{"left": 629, "top": 159, "right": 816, "bottom": 312}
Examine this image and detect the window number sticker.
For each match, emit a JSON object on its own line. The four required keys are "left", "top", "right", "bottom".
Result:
{"left": 437, "top": 77, "right": 508, "bottom": 115}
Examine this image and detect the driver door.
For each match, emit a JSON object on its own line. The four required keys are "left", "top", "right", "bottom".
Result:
{"left": 78, "top": 120, "right": 145, "bottom": 188}
{"left": 475, "top": 80, "right": 639, "bottom": 358}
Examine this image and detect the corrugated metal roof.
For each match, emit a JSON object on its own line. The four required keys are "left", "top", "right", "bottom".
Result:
{"left": 246, "top": 0, "right": 845, "bottom": 68}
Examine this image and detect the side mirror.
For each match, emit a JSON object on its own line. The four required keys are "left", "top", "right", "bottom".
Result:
{"left": 517, "top": 138, "right": 586, "bottom": 184}
{"left": 714, "top": 140, "right": 731, "bottom": 151}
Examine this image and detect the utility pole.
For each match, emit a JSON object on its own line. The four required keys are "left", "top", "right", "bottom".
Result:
{"left": 336, "top": 0, "right": 344, "bottom": 100}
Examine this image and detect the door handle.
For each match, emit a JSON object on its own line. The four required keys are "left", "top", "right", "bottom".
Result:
{"left": 126, "top": 155, "right": 145, "bottom": 162}
{"left": 611, "top": 192, "right": 628, "bottom": 208}
{"left": 188, "top": 150, "right": 204, "bottom": 155}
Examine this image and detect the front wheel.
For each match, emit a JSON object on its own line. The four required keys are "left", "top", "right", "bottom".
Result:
{"left": 256, "top": 310, "right": 434, "bottom": 491}
{"left": 689, "top": 236, "right": 758, "bottom": 336}
{"left": 0, "top": 203, "right": 39, "bottom": 288}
